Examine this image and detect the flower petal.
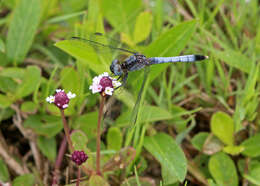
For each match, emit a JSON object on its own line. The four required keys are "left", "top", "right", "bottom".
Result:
{"left": 104, "top": 87, "right": 114, "bottom": 96}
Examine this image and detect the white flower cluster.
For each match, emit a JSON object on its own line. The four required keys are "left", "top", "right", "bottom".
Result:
{"left": 89, "top": 72, "right": 121, "bottom": 96}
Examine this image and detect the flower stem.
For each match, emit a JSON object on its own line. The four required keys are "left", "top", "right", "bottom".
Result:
{"left": 60, "top": 109, "right": 74, "bottom": 152}
{"left": 76, "top": 166, "right": 80, "bottom": 186}
{"left": 96, "top": 96, "right": 105, "bottom": 176}
{"left": 52, "top": 135, "right": 67, "bottom": 186}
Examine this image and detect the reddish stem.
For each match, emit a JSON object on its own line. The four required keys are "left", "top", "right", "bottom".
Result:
{"left": 96, "top": 96, "right": 105, "bottom": 176}
{"left": 52, "top": 135, "right": 67, "bottom": 186}
{"left": 60, "top": 109, "right": 74, "bottom": 152}
{"left": 76, "top": 166, "right": 81, "bottom": 186}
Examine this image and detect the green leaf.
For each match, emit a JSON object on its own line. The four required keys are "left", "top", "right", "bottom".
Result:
{"left": 13, "top": 174, "right": 35, "bottom": 186}
{"left": 0, "top": 158, "right": 9, "bottom": 182}
{"left": 244, "top": 161, "right": 260, "bottom": 185}
{"left": 210, "top": 112, "right": 234, "bottom": 145}
{"left": 21, "top": 101, "right": 38, "bottom": 113}
{"left": 0, "top": 37, "right": 5, "bottom": 52}
{"left": 37, "top": 136, "right": 56, "bottom": 162}
{"left": 133, "top": 12, "right": 153, "bottom": 44}
{"left": 143, "top": 133, "right": 187, "bottom": 184}
{"left": 89, "top": 175, "right": 109, "bottom": 186}
{"left": 211, "top": 49, "right": 252, "bottom": 74}
{"left": 209, "top": 152, "right": 238, "bottom": 186}
{"left": 144, "top": 20, "right": 198, "bottom": 83}
{"left": 55, "top": 40, "right": 108, "bottom": 74}
{"left": 6, "top": 0, "right": 41, "bottom": 64}
{"left": 0, "top": 76, "right": 18, "bottom": 93}
{"left": 73, "top": 111, "right": 98, "bottom": 139}
{"left": 191, "top": 132, "right": 209, "bottom": 151}
{"left": 71, "top": 130, "right": 88, "bottom": 151}
{"left": 115, "top": 105, "right": 172, "bottom": 127}
{"left": 24, "top": 115, "right": 63, "bottom": 138}
{"left": 0, "top": 94, "right": 13, "bottom": 108}
{"left": 241, "top": 133, "right": 260, "bottom": 157}
{"left": 15, "top": 66, "right": 41, "bottom": 99}
{"left": 100, "top": 0, "right": 142, "bottom": 33}
{"left": 223, "top": 145, "right": 244, "bottom": 155}
{"left": 106, "top": 127, "right": 122, "bottom": 151}
{"left": 60, "top": 67, "right": 80, "bottom": 94}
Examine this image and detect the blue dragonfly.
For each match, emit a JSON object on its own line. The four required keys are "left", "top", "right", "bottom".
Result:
{"left": 72, "top": 33, "right": 208, "bottom": 88}
{"left": 71, "top": 33, "right": 208, "bottom": 127}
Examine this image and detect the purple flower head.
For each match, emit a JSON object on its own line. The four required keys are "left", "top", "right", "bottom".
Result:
{"left": 46, "top": 89, "right": 76, "bottom": 109}
{"left": 71, "top": 150, "right": 88, "bottom": 166}
{"left": 89, "top": 72, "right": 121, "bottom": 96}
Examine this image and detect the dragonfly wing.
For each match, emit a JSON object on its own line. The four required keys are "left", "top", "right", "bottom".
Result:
{"left": 70, "top": 33, "right": 137, "bottom": 55}
{"left": 130, "top": 66, "right": 150, "bottom": 126}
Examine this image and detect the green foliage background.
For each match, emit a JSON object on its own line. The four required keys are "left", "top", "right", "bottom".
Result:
{"left": 0, "top": 0, "right": 260, "bottom": 185}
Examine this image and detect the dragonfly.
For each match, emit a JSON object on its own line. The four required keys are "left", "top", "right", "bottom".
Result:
{"left": 71, "top": 33, "right": 208, "bottom": 130}
{"left": 72, "top": 33, "right": 208, "bottom": 88}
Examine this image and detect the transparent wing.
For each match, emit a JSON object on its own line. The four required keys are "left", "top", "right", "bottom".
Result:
{"left": 130, "top": 66, "right": 150, "bottom": 126}
{"left": 71, "top": 32, "right": 137, "bottom": 55}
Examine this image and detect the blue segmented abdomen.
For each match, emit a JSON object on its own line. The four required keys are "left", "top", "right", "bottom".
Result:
{"left": 149, "top": 55, "right": 206, "bottom": 64}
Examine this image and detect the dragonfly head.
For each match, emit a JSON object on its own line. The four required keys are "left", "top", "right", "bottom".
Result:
{"left": 110, "top": 59, "right": 123, "bottom": 76}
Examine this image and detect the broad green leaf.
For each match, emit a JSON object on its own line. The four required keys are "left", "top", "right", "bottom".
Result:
{"left": 191, "top": 132, "right": 209, "bottom": 151}
{"left": 0, "top": 108, "right": 14, "bottom": 122}
{"left": 6, "top": 0, "right": 41, "bottom": 64}
{"left": 21, "top": 101, "right": 38, "bottom": 113}
{"left": 133, "top": 12, "right": 153, "bottom": 44}
{"left": 0, "top": 67, "right": 25, "bottom": 79}
{"left": 0, "top": 159, "right": 9, "bottom": 182}
{"left": 100, "top": 0, "right": 142, "bottom": 33}
{"left": 89, "top": 175, "right": 109, "bottom": 186}
{"left": 55, "top": 40, "right": 108, "bottom": 74}
{"left": 144, "top": 20, "right": 198, "bottom": 83}
{"left": 115, "top": 105, "right": 172, "bottom": 127}
{"left": 143, "top": 133, "right": 187, "bottom": 184}
{"left": 24, "top": 115, "right": 63, "bottom": 138}
{"left": 106, "top": 127, "right": 122, "bottom": 151}
{"left": 211, "top": 49, "right": 252, "bottom": 74}
{"left": 244, "top": 162, "right": 260, "bottom": 185}
{"left": 0, "top": 76, "right": 18, "bottom": 93}
{"left": 223, "top": 145, "right": 244, "bottom": 155}
{"left": 0, "top": 94, "right": 13, "bottom": 108}
{"left": 60, "top": 67, "right": 80, "bottom": 94}
{"left": 71, "top": 130, "right": 88, "bottom": 151}
{"left": 73, "top": 111, "right": 98, "bottom": 139}
{"left": 210, "top": 112, "right": 234, "bottom": 145}
{"left": 209, "top": 152, "right": 238, "bottom": 186}
{"left": 0, "top": 52, "right": 8, "bottom": 66}
{"left": 13, "top": 174, "right": 35, "bottom": 186}
{"left": 37, "top": 136, "right": 56, "bottom": 162}
{"left": 15, "top": 66, "right": 41, "bottom": 99}
{"left": 241, "top": 133, "right": 260, "bottom": 157}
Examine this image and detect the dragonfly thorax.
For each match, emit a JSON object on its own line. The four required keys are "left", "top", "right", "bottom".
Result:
{"left": 110, "top": 59, "right": 123, "bottom": 76}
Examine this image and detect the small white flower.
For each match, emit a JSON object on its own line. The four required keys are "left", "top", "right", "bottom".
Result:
{"left": 104, "top": 87, "right": 114, "bottom": 96}
{"left": 112, "top": 80, "right": 121, "bottom": 88}
{"left": 62, "top": 104, "right": 68, "bottom": 109}
{"left": 102, "top": 72, "right": 109, "bottom": 77}
{"left": 91, "top": 84, "right": 102, "bottom": 94}
{"left": 56, "top": 89, "right": 63, "bottom": 93}
{"left": 93, "top": 76, "right": 101, "bottom": 84}
{"left": 67, "top": 91, "right": 76, "bottom": 99}
{"left": 46, "top": 96, "right": 55, "bottom": 103}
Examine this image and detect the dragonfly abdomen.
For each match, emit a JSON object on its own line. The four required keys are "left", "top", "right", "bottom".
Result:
{"left": 149, "top": 55, "right": 207, "bottom": 64}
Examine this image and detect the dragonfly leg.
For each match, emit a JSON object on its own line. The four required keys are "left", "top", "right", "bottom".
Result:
{"left": 115, "top": 73, "right": 128, "bottom": 90}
